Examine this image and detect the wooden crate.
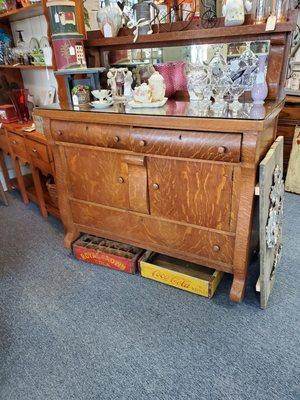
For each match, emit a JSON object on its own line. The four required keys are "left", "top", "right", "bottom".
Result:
{"left": 139, "top": 251, "right": 223, "bottom": 298}
{"left": 73, "top": 235, "right": 144, "bottom": 274}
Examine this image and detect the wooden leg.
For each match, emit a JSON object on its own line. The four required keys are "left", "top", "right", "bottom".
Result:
{"left": 230, "top": 276, "right": 247, "bottom": 303}
{"left": 64, "top": 229, "right": 80, "bottom": 248}
{"left": 11, "top": 157, "right": 29, "bottom": 204}
{"left": 0, "top": 149, "right": 11, "bottom": 190}
{"left": 230, "top": 166, "right": 257, "bottom": 303}
{"left": 31, "top": 165, "right": 48, "bottom": 218}
{"left": 0, "top": 181, "right": 8, "bottom": 206}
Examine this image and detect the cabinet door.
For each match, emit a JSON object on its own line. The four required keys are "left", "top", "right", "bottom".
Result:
{"left": 147, "top": 158, "right": 233, "bottom": 231}
{"left": 64, "top": 146, "right": 129, "bottom": 209}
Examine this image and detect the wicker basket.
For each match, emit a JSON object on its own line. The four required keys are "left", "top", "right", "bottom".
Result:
{"left": 46, "top": 178, "right": 58, "bottom": 207}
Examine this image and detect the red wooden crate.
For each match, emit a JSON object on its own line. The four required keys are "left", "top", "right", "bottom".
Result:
{"left": 72, "top": 234, "right": 144, "bottom": 274}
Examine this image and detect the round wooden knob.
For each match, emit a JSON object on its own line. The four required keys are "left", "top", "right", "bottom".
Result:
{"left": 212, "top": 245, "right": 220, "bottom": 252}
{"left": 57, "top": 130, "right": 63, "bottom": 136}
{"left": 152, "top": 183, "right": 159, "bottom": 190}
{"left": 217, "top": 146, "right": 226, "bottom": 154}
{"left": 117, "top": 177, "right": 124, "bottom": 184}
{"left": 114, "top": 136, "right": 120, "bottom": 143}
{"left": 139, "top": 140, "right": 146, "bottom": 147}
{"left": 32, "top": 149, "right": 37, "bottom": 153}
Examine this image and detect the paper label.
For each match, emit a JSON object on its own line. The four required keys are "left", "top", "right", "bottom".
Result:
{"left": 69, "top": 46, "right": 75, "bottom": 55}
{"left": 54, "top": 12, "right": 60, "bottom": 23}
{"left": 266, "top": 15, "right": 276, "bottom": 31}
{"left": 103, "top": 22, "right": 112, "bottom": 38}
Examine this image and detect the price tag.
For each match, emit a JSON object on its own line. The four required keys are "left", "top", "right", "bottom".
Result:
{"left": 54, "top": 12, "right": 60, "bottom": 23}
{"left": 103, "top": 22, "right": 113, "bottom": 38}
{"left": 69, "top": 46, "right": 75, "bottom": 55}
{"left": 265, "top": 15, "right": 276, "bottom": 31}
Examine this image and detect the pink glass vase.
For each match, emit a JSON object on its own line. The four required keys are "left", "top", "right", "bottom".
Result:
{"left": 251, "top": 54, "right": 268, "bottom": 105}
{"left": 154, "top": 63, "right": 174, "bottom": 98}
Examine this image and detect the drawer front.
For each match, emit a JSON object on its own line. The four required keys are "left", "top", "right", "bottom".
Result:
{"left": 279, "top": 106, "right": 300, "bottom": 122}
{"left": 8, "top": 132, "right": 27, "bottom": 160}
{"left": 26, "top": 138, "right": 52, "bottom": 173}
{"left": 51, "top": 121, "right": 130, "bottom": 150}
{"left": 277, "top": 125, "right": 296, "bottom": 139}
{"left": 131, "top": 128, "right": 241, "bottom": 162}
{"left": 70, "top": 200, "right": 235, "bottom": 267}
{"left": 0, "top": 128, "right": 9, "bottom": 153}
{"left": 26, "top": 138, "right": 50, "bottom": 164}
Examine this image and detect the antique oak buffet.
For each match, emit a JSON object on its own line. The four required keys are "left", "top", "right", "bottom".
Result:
{"left": 33, "top": 10, "right": 298, "bottom": 303}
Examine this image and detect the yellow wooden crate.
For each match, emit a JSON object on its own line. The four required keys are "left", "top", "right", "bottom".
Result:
{"left": 139, "top": 252, "right": 223, "bottom": 298}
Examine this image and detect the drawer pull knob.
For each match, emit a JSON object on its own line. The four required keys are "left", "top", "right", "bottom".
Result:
{"left": 212, "top": 245, "right": 220, "bottom": 252}
{"left": 117, "top": 177, "right": 124, "bottom": 184}
{"left": 114, "top": 136, "right": 120, "bottom": 143}
{"left": 12, "top": 140, "right": 17, "bottom": 145}
{"left": 32, "top": 149, "right": 37, "bottom": 153}
{"left": 139, "top": 140, "right": 146, "bottom": 147}
{"left": 57, "top": 130, "right": 63, "bottom": 136}
{"left": 152, "top": 183, "right": 159, "bottom": 190}
{"left": 217, "top": 146, "right": 226, "bottom": 154}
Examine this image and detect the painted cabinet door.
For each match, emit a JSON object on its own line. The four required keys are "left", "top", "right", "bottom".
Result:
{"left": 147, "top": 157, "right": 234, "bottom": 231}
{"left": 64, "top": 146, "right": 129, "bottom": 210}
{"left": 259, "top": 136, "right": 284, "bottom": 308}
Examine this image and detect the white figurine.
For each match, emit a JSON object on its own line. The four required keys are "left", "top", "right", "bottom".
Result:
{"left": 124, "top": 70, "right": 133, "bottom": 98}
{"left": 107, "top": 69, "right": 117, "bottom": 97}
{"left": 148, "top": 71, "right": 166, "bottom": 102}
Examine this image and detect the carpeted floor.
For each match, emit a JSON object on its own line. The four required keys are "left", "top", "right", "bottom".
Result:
{"left": 0, "top": 191, "right": 299, "bottom": 400}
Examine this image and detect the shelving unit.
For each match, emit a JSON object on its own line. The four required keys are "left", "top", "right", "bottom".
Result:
{"left": 0, "top": 3, "right": 43, "bottom": 22}
{"left": 86, "top": 11, "right": 298, "bottom": 50}
{"left": 0, "top": 64, "right": 53, "bottom": 70}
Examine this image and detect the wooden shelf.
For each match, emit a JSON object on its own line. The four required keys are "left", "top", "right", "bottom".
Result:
{"left": 0, "top": 64, "right": 52, "bottom": 70}
{"left": 10, "top": 176, "right": 60, "bottom": 219}
{"left": 0, "top": 4, "right": 43, "bottom": 22}
{"left": 86, "top": 11, "right": 298, "bottom": 50}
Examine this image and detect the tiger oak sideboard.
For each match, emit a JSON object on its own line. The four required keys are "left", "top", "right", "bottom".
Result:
{"left": 34, "top": 101, "right": 283, "bottom": 302}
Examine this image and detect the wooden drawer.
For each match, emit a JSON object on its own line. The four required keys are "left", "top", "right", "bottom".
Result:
{"left": 277, "top": 124, "right": 296, "bottom": 139}
{"left": 279, "top": 106, "right": 300, "bottom": 122}
{"left": 7, "top": 132, "right": 28, "bottom": 160}
{"left": 51, "top": 121, "right": 130, "bottom": 150}
{"left": 26, "top": 138, "right": 52, "bottom": 172}
{"left": 0, "top": 128, "right": 9, "bottom": 153}
{"left": 130, "top": 128, "right": 241, "bottom": 162}
{"left": 70, "top": 200, "right": 235, "bottom": 268}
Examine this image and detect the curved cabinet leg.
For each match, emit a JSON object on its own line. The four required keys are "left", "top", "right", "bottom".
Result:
{"left": 64, "top": 229, "right": 80, "bottom": 248}
{"left": 230, "top": 275, "right": 247, "bottom": 302}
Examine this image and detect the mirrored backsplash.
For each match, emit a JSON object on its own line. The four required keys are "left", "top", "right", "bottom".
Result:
{"left": 100, "top": 40, "right": 270, "bottom": 99}
{"left": 105, "top": 41, "right": 270, "bottom": 67}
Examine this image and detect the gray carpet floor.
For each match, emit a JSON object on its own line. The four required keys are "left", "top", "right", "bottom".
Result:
{"left": 0, "top": 191, "right": 299, "bottom": 400}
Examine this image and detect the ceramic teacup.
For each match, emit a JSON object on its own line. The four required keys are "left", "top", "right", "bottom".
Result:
{"left": 92, "top": 90, "right": 112, "bottom": 102}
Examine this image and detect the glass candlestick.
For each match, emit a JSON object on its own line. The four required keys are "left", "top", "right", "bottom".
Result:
{"left": 272, "top": 0, "right": 289, "bottom": 22}
{"left": 252, "top": 0, "right": 271, "bottom": 24}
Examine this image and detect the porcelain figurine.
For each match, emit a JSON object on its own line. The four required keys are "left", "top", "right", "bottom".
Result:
{"left": 107, "top": 69, "right": 117, "bottom": 96}
{"left": 148, "top": 71, "right": 166, "bottom": 102}
{"left": 133, "top": 83, "right": 152, "bottom": 103}
{"left": 124, "top": 70, "right": 133, "bottom": 98}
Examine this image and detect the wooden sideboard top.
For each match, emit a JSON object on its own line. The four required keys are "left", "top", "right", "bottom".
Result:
{"left": 1, "top": 121, "right": 47, "bottom": 144}
{"left": 34, "top": 100, "right": 284, "bottom": 133}
{"left": 285, "top": 95, "right": 300, "bottom": 105}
